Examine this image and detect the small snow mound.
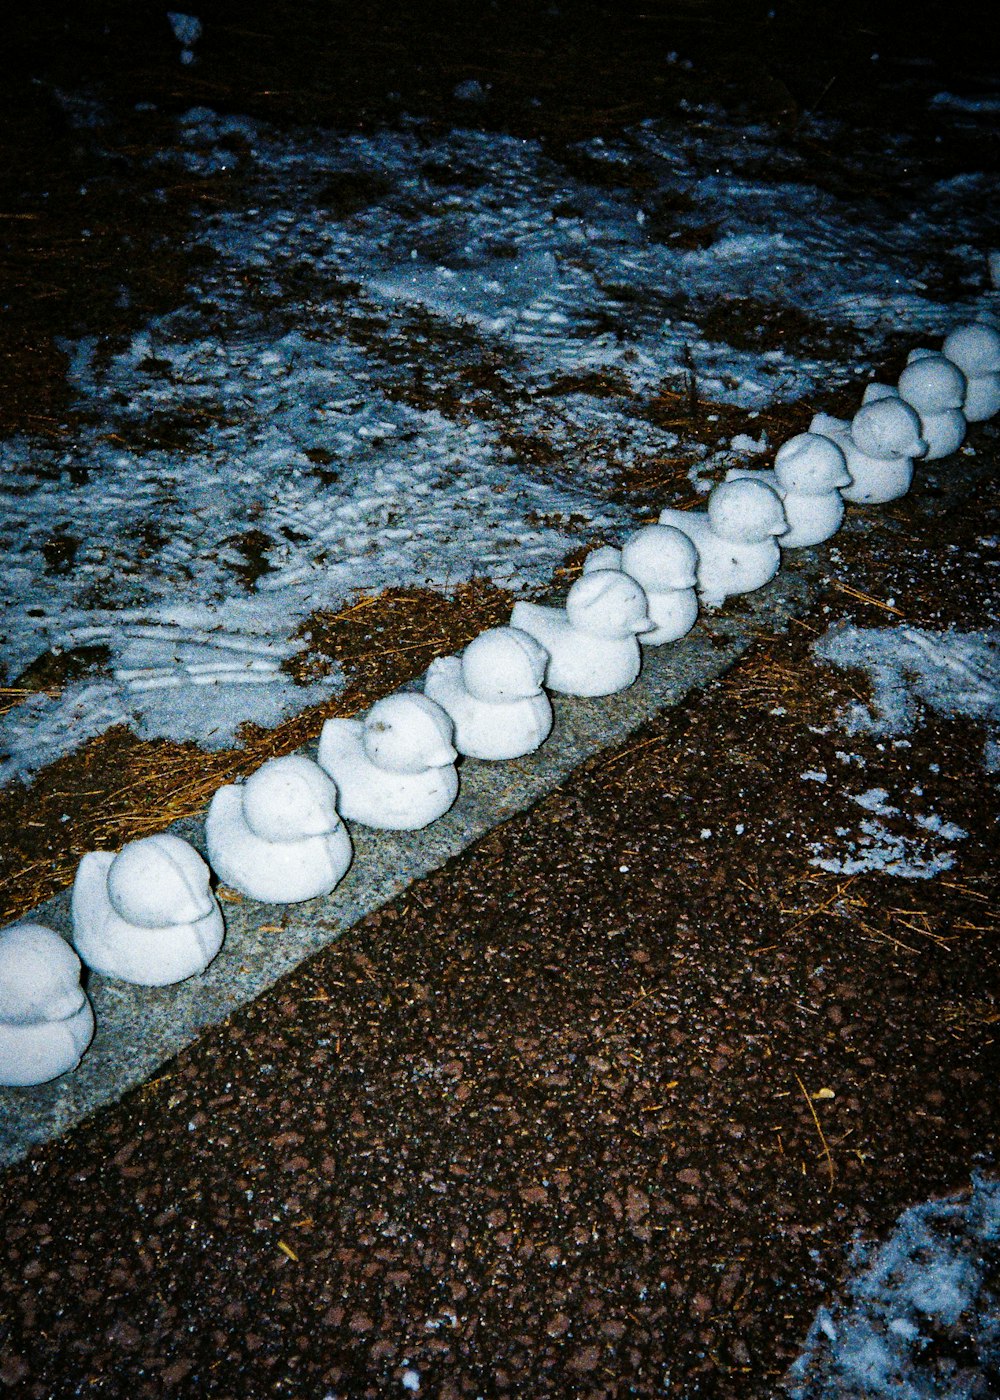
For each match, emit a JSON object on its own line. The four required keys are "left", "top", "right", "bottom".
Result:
{"left": 167, "top": 11, "right": 201, "bottom": 65}
{"left": 729, "top": 430, "right": 769, "bottom": 455}
{"left": 453, "top": 79, "right": 486, "bottom": 103}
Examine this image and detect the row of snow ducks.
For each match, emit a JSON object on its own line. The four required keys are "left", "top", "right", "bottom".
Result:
{"left": 3, "top": 319, "right": 999, "bottom": 1087}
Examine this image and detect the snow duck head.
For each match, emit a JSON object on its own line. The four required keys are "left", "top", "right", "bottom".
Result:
{"left": 0, "top": 923, "right": 88, "bottom": 1027}
{"left": 898, "top": 351, "right": 967, "bottom": 413}
{"left": 565, "top": 571, "right": 652, "bottom": 639}
{"left": 773, "top": 433, "right": 851, "bottom": 494}
{"left": 620, "top": 524, "right": 698, "bottom": 591}
{"left": 461, "top": 626, "right": 549, "bottom": 704}
{"left": 361, "top": 693, "right": 457, "bottom": 773}
{"left": 241, "top": 755, "right": 342, "bottom": 842}
{"left": 942, "top": 321, "right": 1000, "bottom": 378}
{"left": 707, "top": 478, "right": 786, "bottom": 543}
{"left": 850, "top": 396, "right": 926, "bottom": 460}
{"left": 106, "top": 833, "right": 216, "bottom": 928}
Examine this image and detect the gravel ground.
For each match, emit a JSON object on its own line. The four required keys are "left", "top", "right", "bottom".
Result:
{"left": 1, "top": 436, "right": 997, "bottom": 1397}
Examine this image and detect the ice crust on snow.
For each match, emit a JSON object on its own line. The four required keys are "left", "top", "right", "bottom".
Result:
{"left": 788, "top": 1176, "right": 1000, "bottom": 1398}
{"left": 3, "top": 96, "right": 1000, "bottom": 780}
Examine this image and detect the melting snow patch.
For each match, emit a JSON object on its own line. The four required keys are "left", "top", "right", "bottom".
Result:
{"left": 3, "top": 94, "right": 999, "bottom": 782}
{"left": 808, "top": 787, "right": 967, "bottom": 879}
{"left": 850, "top": 787, "right": 899, "bottom": 817}
{"left": 787, "top": 1175, "right": 1000, "bottom": 1398}
{"left": 815, "top": 625, "right": 1000, "bottom": 769}
{"left": 808, "top": 819, "right": 962, "bottom": 879}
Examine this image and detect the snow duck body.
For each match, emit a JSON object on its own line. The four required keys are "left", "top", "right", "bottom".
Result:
{"left": 658, "top": 478, "right": 786, "bottom": 608}
{"left": 206, "top": 754, "right": 352, "bottom": 904}
{"left": 424, "top": 626, "right": 553, "bottom": 760}
{"left": 582, "top": 525, "right": 699, "bottom": 644}
{"left": 318, "top": 693, "right": 459, "bottom": 830}
{"left": 71, "top": 833, "right": 224, "bottom": 986}
{"left": 0, "top": 923, "right": 95, "bottom": 1086}
{"left": 511, "top": 571, "right": 652, "bottom": 697}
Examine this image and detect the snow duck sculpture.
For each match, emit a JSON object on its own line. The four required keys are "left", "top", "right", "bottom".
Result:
{"left": 582, "top": 524, "right": 699, "bottom": 644}
{"left": 811, "top": 394, "right": 926, "bottom": 505}
{"left": 424, "top": 626, "right": 553, "bottom": 760}
{"left": 658, "top": 478, "right": 786, "bottom": 608}
{"left": 318, "top": 692, "right": 459, "bottom": 830}
{"left": 726, "top": 432, "right": 851, "bottom": 549}
{"left": 897, "top": 349, "right": 967, "bottom": 459}
{"left": 0, "top": 923, "right": 95, "bottom": 1086}
{"left": 71, "top": 833, "right": 224, "bottom": 986}
{"left": 511, "top": 570, "right": 652, "bottom": 697}
{"left": 942, "top": 321, "right": 1000, "bottom": 422}
{"left": 206, "top": 754, "right": 353, "bottom": 904}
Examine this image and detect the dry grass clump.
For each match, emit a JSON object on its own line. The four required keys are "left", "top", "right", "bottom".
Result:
{"left": 0, "top": 579, "right": 513, "bottom": 925}
{"left": 648, "top": 382, "right": 810, "bottom": 450}
{"left": 778, "top": 868, "right": 997, "bottom": 959}
{"left": 288, "top": 580, "right": 513, "bottom": 691}
{"left": 720, "top": 647, "right": 851, "bottom": 725}
{"left": 616, "top": 448, "right": 700, "bottom": 509}
{"left": 614, "top": 383, "right": 815, "bottom": 511}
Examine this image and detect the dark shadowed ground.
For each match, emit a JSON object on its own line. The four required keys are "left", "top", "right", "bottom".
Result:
{"left": 1, "top": 3, "right": 999, "bottom": 1396}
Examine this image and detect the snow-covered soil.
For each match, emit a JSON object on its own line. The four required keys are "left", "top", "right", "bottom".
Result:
{"left": 799, "top": 625, "right": 1000, "bottom": 878}
{"left": 2, "top": 90, "right": 999, "bottom": 782}
{"left": 816, "top": 624, "right": 1000, "bottom": 769}
{"left": 788, "top": 1175, "right": 1000, "bottom": 1398}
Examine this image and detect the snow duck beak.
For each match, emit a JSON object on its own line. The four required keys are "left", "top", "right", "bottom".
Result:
{"left": 428, "top": 740, "right": 459, "bottom": 767}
